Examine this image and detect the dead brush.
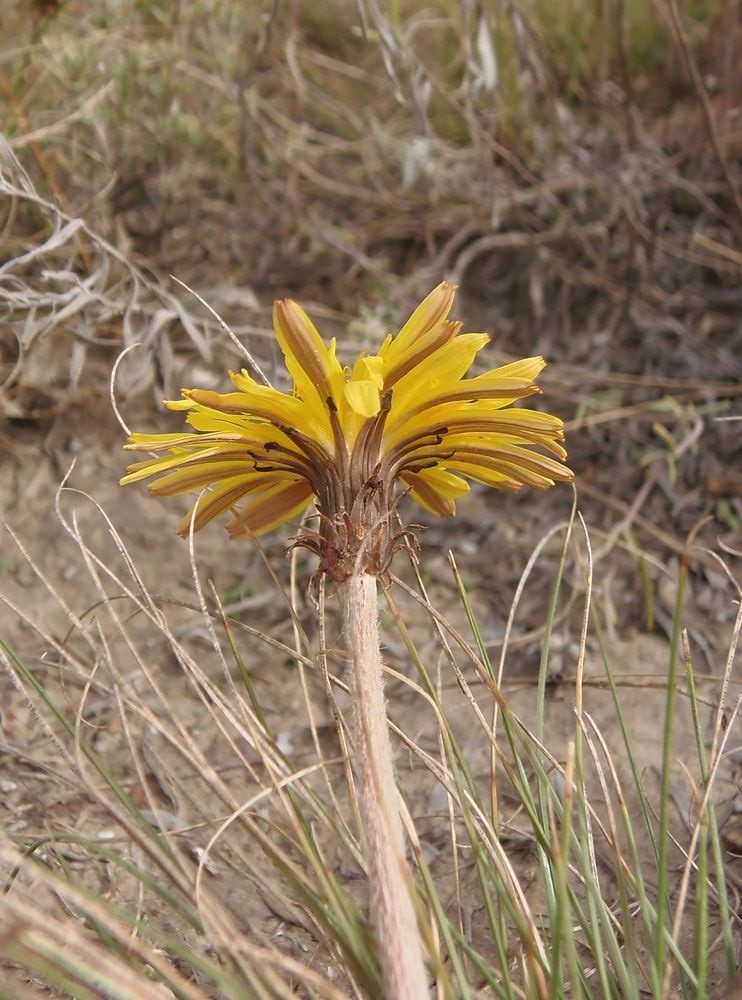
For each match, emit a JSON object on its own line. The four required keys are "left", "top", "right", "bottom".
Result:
{"left": 0, "top": 140, "right": 220, "bottom": 408}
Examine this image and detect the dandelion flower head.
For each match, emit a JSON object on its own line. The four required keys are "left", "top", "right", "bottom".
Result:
{"left": 121, "top": 283, "right": 573, "bottom": 580}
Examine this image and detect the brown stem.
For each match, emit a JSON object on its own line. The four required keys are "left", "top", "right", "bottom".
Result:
{"left": 339, "top": 571, "right": 428, "bottom": 999}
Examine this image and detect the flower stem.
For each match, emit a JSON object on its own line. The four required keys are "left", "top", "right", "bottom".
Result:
{"left": 339, "top": 571, "right": 428, "bottom": 999}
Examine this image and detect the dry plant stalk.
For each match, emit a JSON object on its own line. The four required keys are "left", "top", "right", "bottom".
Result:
{"left": 340, "top": 571, "right": 428, "bottom": 997}
{"left": 121, "top": 282, "right": 572, "bottom": 996}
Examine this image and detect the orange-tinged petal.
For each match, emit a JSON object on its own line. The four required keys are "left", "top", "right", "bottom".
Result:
{"left": 122, "top": 445, "right": 253, "bottom": 485}
{"left": 448, "top": 458, "right": 566, "bottom": 490}
{"left": 227, "top": 479, "right": 314, "bottom": 538}
{"left": 149, "top": 462, "right": 266, "bottom": 497}
{"left": 400, "top": 466, "right": 470, "bottom": 516}
{"left": 446, "top": 442, "right": 573, "bottom": 480}
{"left": 273, "top": 299, "right": 334, "bottom": 395}
{"left": 272, "top": 300, "right": 343, "bottom": 441}
{"left": 176, "top": 474, "right": 287, "bottom": 536}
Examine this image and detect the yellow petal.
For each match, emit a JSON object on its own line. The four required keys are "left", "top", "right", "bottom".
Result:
{"left": 388, "top": 403, "right": 567, "bottom": 456}
{"left": 477, "top": 356, "right": 547, "bottom": 381}
{"left": 341, "top": 354, "right": 381, "bottom": 418}
{"left": 183, "top": 410, "right": 299, "bottom": 452}
{"left": 165, "top": 397, "right": 198, "bottom": 411}
{"left": 416, "top": 356, "right": 547, "bottom": 411}
{"left": 122, "top": 284, "right": 573, "bottom": 545}
{"left": 344, "top": 380, "right": 380, "bottom": 419}
{"left": 381, "top": 283, "right": 460, "bottom": 387}
{"left": 184, "top": 384, "right": 290, "bottom": 423}
{"left": 185, "top": 377, "right": 332, "bottom": 454}
{"left": 390, "top": 333, "right": 490, "bottom": 414}
{"left": 386, "top": 282, "right": 456, "bottom": 358}
{"left": 121, "top": 443, "right": 253, "bottom": 485}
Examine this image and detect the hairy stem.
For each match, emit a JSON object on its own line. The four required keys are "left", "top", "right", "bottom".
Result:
{"left": 340, "top": 571, "right": 428, "bottom": 999}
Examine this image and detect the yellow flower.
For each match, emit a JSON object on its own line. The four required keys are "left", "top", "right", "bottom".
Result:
{"left": 121, "top": 283, "right": 573, "bottom": 579}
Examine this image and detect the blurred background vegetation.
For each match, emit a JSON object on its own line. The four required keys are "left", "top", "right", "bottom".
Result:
{"left": 2, "top": 0, "right": 738, "bottom": 308}
{"left": 2, "top": 0, "right": 739, "bottom": 561}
